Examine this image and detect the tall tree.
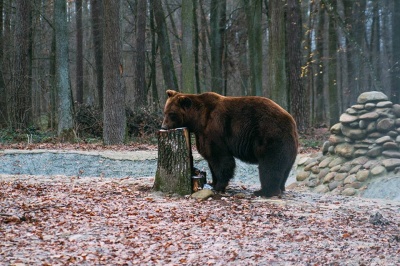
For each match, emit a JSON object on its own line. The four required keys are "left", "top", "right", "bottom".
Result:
{"left": 54, "top": 0, "right": 74, "bottom": 139}
{"left": 210, "top": 0, "right": 226, "bottom": 94}
{"left": 152, "top": 0, "right": 179, "bottom": 91}
{"left": 193, "top": 0, "right": 201, "bottom": 94}
{"left": 134, "top": 0, "right": 147, "bottom": 109}
{"left": 392, "top": 0, "right": 400, "bottom": 103}
{"left": 91, "top": 0, "right": 104, "bottom": 110}
{"left": 181, "top": 0, "right": 195, "bottom": 93}
{"left": 313, "top": 1, "right": 326, "bottom": 125}
{"left": 11, "top": 0, "right": 33, "bottom": 130}
{"left": 244, "top": 0, "right": 262, "bottom": 96}
{"left": 267, "top": 0, "right": 287, "bottom": 109}
{"left": 286, "top": 0, "right": 309, "bottom": 131}
{"left": 342, "top": 0, "right": 367, "bottom": 102}
{"left": 103, "top": 0, "right": 126, "bottom": 145}
{"left": 149, "top": 1, "right": 159, "bottom": 108}
{"left": 0, "top": 0, "right": 6, "bottom": 126}
{"left": 76, "top": 0, "right": 84, "bottom": 104}
{"left": 323, "top": 2, "right": 339, "bottom": 127}
{"left": 199, "top": 0, "right": 210, "bottom": 93}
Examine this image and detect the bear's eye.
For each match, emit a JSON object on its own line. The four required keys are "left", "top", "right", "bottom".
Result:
{"left": 168, "top": 113, "right": 178, "bottom": 121}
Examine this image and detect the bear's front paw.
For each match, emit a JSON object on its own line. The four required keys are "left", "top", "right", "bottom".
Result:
{"left": 213, "top": 184, "right": 227, "bottom": 193}
{"left": 254, "top": 189, "right": 281, "bottom": 198}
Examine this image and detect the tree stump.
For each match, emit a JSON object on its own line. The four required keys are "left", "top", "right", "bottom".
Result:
{"left": 154, "top": 128, "right": 194, "bottom": 195}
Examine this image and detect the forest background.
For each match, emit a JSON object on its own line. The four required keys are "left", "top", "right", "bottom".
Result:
{"left": 0, "top": 0, "right": 399, "bottom": 145}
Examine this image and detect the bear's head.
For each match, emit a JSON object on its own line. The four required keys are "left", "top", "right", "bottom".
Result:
{"left": 161, "top": 90, "right": 193, "bottom": 130}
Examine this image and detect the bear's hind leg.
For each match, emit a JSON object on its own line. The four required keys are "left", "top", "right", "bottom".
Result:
{"left": 208, "top": 155, "right": 235, "bottom": 192}
{"left": 254, "top": 158, "right": 283, "bottom": 197}
{"left": 280, "top": 166, "right": 293, "bottom": 192}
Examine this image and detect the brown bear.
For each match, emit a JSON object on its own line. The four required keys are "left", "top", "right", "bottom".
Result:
{"left": 161, "top": 90, "right": 298, "bottom": 197}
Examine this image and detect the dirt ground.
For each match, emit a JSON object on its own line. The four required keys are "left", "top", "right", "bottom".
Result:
{"left": 1, "top": 175, "right": 399, "bottom": 265}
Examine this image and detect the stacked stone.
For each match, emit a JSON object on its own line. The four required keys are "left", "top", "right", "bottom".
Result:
{"left": 295, "top": 91, "right": 400, "bottom": 197}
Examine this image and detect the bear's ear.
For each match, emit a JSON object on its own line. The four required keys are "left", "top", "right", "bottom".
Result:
{"left": 166, "top": 90, "right": 178, "bottom": 98}
{"left": 178, "top": 96, "right": 192, "bottom": 109}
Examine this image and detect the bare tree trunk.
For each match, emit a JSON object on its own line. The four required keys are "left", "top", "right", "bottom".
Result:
{"left": 91, "top": 0, "right": 104, "bottom": 110}
{"left": 134, "top": 0, "right": 147, "bottom": 109}
{"left": 103, "top": 0, "right": 126, "bottom": 145}
{"left": 49, "top": 27, "right": 57, "bottom": 130}
{"left": 392, "top": 0, "right": 400, "bottom": 103}
{"left": 327, "top": 4, "right": 338, "bottom": 127}
{"left": 199, "top": 0, "right": 210, "bottom": 93}
{"left": 245, "top": 0, "right": 262, "bottom": 96}
{"left": 76, "top": 0, "right": 83, "bottom": 104}
{"left": 193, "top": 0, "right": 201, "bottom": 94}
{"left": 154, "top": 128, "right": 193, "bottom": 195}
{"left": 287, "top": 0, "right": 309, "bottom": 132}
{"left": 149, "top": 4, "right": 159, "bottom": 109}
{"left": 181, "top": 0, "right": 195, "bottom": 94}
{"left": 313, "top": 2, "right": 325, "bottom": 126}
{"left": 54, "top": 0, "right": 74, "bottom": 140}
{"left": 12, "top": 0, "right": 33, "bottom": 130}
{"left": 0, "top": 0, "right": 6, "bottom": 127}
{"left": 370, "top": 1, "right": 381, "bottom": 91}
{"left": 210, "top": 0, "right": 226, "bottom": 94}
{"left": 267, "top": 0, "right": 287, "bottom": 109}
{"left": 152, "top": 0, "right": 179, "bottom": 91}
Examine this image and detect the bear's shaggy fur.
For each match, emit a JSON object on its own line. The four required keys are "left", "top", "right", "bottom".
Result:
{"left": 161, "top": 90, "right": 298, "bottom": 197}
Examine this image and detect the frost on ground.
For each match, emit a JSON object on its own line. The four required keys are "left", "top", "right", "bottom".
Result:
{"left": 1, "top": 175, "right": 399, "bottom": 265}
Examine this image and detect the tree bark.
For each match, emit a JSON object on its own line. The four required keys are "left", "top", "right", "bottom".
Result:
{"left": 0, "top": 0, "right": 6, "bottom": 127}
{"left": 154, "top": 128, "right": 193, "bottom": 195}
{"left": 267, "top": 0, "right": 287, "bottom": 109}
{"left": 392, "top": 0, "right": 400, "bottom": 103}
{"left": 134, "top": 0, "right": 147, "bottom": 109}
{"left": 103, "top": 0, "right": 126, "bottom": 145}
{"left": 327, "top": 2, "right": 339, "bottom": 127}
{"left": 149, "top": 4, "right": 159, "bottom": 109}
{"left": 76, "top": 0, "right": 83, "bottom": 104}
{"left": 54, "top": 0, "right": 74, "bottom": 140}
{"left": 245, "top": 0, "right": 262, "bottom": 96}
{"left": 152, "top": 0, "right": 179, "bottom": 91}
{"left": 210, "top": 0, "right": 226, "bottom": 94}
{"left": 12, "top": 0, "right": 33, "bottom": 130}
{"left": 286, "top": 0, "right": 309, "bottom": 132}
{"left": 181, "top": 0, "right": 195, "bottom": 94}
{"left": 91, "top": 0, "right": 104, "bottom": 110}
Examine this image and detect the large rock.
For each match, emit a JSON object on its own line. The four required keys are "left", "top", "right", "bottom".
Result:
{"left": 330, "top": 123, "right": 342, "bottom": 134}
{"left": 382, "top": 159, "right": 400, "bottom": 171}
{"left": 340, "top": 113, "right": 358, "bottom": 123}
{"left": 359, "top": 112, "right": 379, "bottom": 120}
{"left": 366, "top": 147, "right": 383, "bottom": 158}
{"left": 393, "top": 104, "right": 400, "bottom": 117}
{"left": 382, "top": 150, "right": 400, "bottom": 158}
{"left": 296, "top": 171, "right": 310, "bottom": 181}
{"left": 377, "top": 118, "right": 395, "bottom": 132}
{"left": 328, "top": 135, "right": 346, "bottom": 145}
{"left": 342, "top": 187, "right": 357, "bottom": 196}
{"left": 356, "top": 170, "right": 370, "bottom": 182}
{"left": 357, "top": 91, "right": 388, "bottom": 104}
{"left": 375, "top": 136, "right": 392, "bottom": 144}
{"left": 376, "top": 101, "right": 393, "bottom": 108}
{"left": 191, "top": 189, "right": 214, "bottom": 200}
{"left": 334, "top": 143, "right": 354, "bottom": 159}
{"left": 341, "top": 125, "right": 367, "bottom": 140}
{"left": 319, "top": 157, "right": 334, "bottom": 168}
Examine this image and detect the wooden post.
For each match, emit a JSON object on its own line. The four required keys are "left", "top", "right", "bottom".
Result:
{"left": 154, "top": 127, "right": 193, "bottom": 195}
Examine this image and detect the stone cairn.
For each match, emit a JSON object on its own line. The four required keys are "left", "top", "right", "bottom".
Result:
{"left": 295, "top": 91, "right": 400, "bottom": 197}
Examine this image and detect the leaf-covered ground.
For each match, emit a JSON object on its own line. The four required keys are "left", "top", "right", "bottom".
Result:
{"left": 1, "top": 175, "right": 399, "bottom": 265}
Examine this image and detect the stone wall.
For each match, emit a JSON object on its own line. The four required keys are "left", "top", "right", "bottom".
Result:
{"left": 294, "top": 91, "right": 400, "bottom": 197}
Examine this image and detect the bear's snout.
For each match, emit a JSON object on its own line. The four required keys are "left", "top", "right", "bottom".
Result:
{"left": 161, "top": 120, "right": 169, "bottom": 130}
